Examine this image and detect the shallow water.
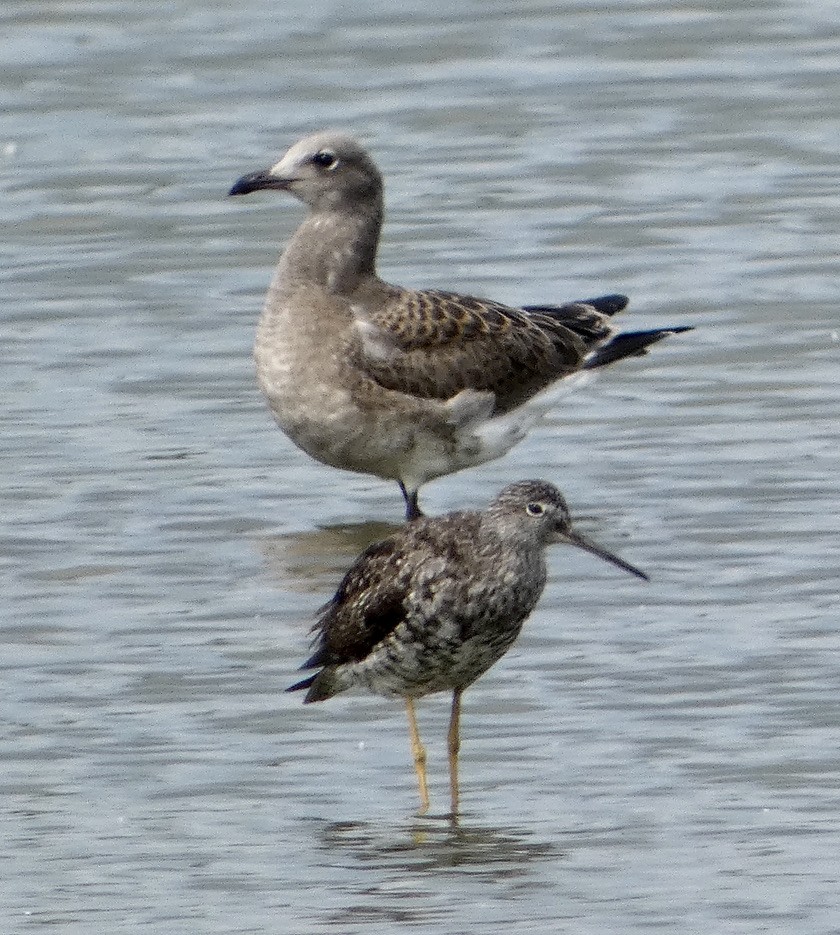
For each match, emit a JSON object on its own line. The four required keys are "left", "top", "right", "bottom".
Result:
{"left": 3, "top": 1, "right": 840, "bottom": 932}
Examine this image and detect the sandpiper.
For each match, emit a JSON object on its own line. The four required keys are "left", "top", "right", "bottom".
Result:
{"left": 229, "top": 132, "right": 691, "bottom": 519}
{"left": 287, "top": 479, "right": 648, "bottom": 817}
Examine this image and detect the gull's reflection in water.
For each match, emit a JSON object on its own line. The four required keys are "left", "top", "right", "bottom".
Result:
{"left": 257, "top": 520, "right": 401, "bottom": 594}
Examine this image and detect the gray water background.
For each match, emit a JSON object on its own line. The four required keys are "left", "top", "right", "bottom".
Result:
{"left": 3, "top": 1, "right": 840, "bottom": 932}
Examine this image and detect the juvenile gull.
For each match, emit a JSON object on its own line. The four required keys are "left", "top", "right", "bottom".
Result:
{"left": 229, "top": 132, "right": 691, "bottom": 519}
{"left": 286, "top": 479, "right": 648, "bottom": 817}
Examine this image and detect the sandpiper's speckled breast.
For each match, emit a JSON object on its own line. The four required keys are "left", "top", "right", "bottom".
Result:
{"left": 335, "top": 548, "right": 548, "bottom": 699}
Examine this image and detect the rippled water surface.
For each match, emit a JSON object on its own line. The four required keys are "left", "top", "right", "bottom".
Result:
{"left": 4, "top": 1, "right": 840, "bottom": 932}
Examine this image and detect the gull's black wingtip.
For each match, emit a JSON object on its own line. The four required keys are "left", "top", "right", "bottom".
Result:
{"left": 577, "top": 293, "right": 630, "bottom": 316}
{"left": 583, "top": 325, "right": 693, "bottom": 370}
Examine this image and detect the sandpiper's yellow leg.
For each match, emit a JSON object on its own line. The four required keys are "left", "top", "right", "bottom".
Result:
{"left": 405, "top": 698, "right": 429, "bottom": 815}
{"left": 447, "top": 689, "right": 463, "bottom": 817}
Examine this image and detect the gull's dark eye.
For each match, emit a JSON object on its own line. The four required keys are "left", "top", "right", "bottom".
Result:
{"left": 311, "top": 150, "right": 337, "bottom": 169}
{"left": 525, "top": 502, "right": 545, "bottom": 517}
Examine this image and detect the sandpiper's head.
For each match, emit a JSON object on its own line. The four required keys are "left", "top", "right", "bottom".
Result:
{"left": 228, "top": 131, "right": 383, "bottom": 211}
{"left": 490, "top": 480, "right": 649, "bottom": 581}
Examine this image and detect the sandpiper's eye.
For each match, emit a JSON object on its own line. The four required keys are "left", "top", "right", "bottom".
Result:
{"left": 525, "top": 502, "right": 545, "bottom": 517}
{"left": 311, "top": 150, "right": 337, "bottom": 169}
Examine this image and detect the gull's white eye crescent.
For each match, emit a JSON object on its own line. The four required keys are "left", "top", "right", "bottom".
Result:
{"left": 525, "top": 501, "right": 545, "bottom": 517}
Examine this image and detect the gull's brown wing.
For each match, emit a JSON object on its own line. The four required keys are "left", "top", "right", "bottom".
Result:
{"left": 353, "top": 287, "right": 590, "bottom": 412}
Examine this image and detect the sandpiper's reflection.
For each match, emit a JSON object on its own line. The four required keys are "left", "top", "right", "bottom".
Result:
{"left": 314, "top": 816, "right": 561, "bottom": 878}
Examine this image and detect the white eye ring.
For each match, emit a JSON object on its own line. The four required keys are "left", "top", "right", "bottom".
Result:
{"left": 525, "top": 502, "right": 545, "bottom": 517}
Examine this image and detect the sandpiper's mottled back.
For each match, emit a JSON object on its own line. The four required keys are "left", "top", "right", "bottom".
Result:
{"left": 229, "top": 132, "right": 692, "bottom": 519}
{"left": 287, "top": 479, "right": 648, "bottom": 816}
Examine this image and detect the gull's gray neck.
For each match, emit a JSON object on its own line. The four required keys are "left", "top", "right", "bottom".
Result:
{"left": 278, "top": 199, "right": 383, "bottom": 295}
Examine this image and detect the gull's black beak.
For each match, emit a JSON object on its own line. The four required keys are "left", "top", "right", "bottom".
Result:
{"left": 228, "top": 170, "right": 289, "bottom": 197}
{"left": 557, "top": 526, "right": 649, "bottom": 581}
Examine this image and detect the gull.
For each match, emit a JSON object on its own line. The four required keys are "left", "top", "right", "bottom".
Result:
{"left": 229, "top": 132, "right": 691, "bottom": 519}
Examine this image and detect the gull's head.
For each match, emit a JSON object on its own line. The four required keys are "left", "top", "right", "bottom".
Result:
{"left": 228, "top": 131, "right": 383, "bottom": 212}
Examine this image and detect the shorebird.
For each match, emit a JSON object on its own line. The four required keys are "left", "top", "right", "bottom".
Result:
{"left": 287, "top": 479, "right": 648, "bottom": 817}
{"left": 229, "top": 132, "right": 691, "bottom": 519}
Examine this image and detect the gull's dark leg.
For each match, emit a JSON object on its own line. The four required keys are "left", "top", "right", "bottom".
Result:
{"left": 447, "top": 689, "right": 463, "bottom": 817}
{"left": 398, "top": 481, "right": 424, "bottom": 521}
{"left": 405, "top": 698, "right": 430, "bottom": 815}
